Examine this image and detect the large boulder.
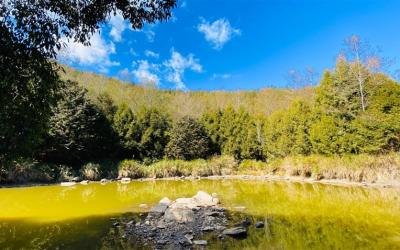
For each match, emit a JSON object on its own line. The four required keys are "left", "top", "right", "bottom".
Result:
{"left": 193, "top": 191, "right": 219, "bottom": 206}
{"left": 164, "top": 207, "right": 195, "bottom": 223}
{"left": 149, "top": 197, "right": 171, "bottom": 217}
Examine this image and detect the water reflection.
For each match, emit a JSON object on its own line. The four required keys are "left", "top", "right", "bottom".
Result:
{"left": 0, "top": 180, "right": 398, "bottom": 249}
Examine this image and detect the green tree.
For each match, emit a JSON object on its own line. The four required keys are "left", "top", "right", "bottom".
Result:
{"left": 96, "top": 93, "right": 117, "bottom": 122}
{"left": 136, "top": 107, "right": 171, "bottom": 160}
{"left": 112, "top": 104, "right": 140, "bottom": 158}
{"left": 201, "top": 110, "right": 223, "bottom": 155}
{"left": 165, "top": 117, "right": 211, "bottom": 160}
{"left": 218, "top": 107, "right": 262, "bottom": 160}
{"left": 42, "top": 81, "right": 115, "bottom": 165}
{"left": 0, "top": 0, "right": 176, "bottom": 160}
{"left": 351, "top": 76, "right": 400, "bottom": 153}
{"left": 263, "top": 101, "right": 312, "bottom": 159}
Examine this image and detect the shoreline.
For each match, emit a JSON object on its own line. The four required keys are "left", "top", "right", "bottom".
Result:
{"left": 2, "top": 174, "right": 399, "bottom": 189}
{"left": 136, "top": 174, "right": 400, "bottom": 189}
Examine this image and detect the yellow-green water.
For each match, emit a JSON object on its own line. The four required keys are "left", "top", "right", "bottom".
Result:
{"left": 0, "top": 179, "right": 399, "bottom": 249}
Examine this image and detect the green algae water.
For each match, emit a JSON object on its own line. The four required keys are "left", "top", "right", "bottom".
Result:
{"left": 0, "top": 180, "right": 399, "bottom": 249}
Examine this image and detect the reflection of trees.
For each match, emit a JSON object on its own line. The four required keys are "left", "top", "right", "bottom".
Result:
{"left": 81, "top": 187, "right": 95, "bottom": 203}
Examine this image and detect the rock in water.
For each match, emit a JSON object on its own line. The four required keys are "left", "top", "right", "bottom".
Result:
{"left": 124, "top": 191, "right": 228, "bottom": 249}
{"left": 193, "top": 191, "right": 218, "bottom": 206}
{"left": 120, "top": 177, "right": 131, "bottom": 183}
{"left": 255, "top": 221, "right": 265, "bottom": 228}
{"left": 164, "top": 206, "right": 195, "bottom": 223}
{"left": 223, "top": 227, "right": 247, "bottom": 237}
{"left": 71, "top": 176, "right": 81, "bottom": 182}
{"left": 148, "top": 197, "right": 171, "bottom": 218}
{"left": 193, "top": 240, "right": 207, "bottom": 245}
{"left": 60, "top": 182, "right": 76, "bottom": 187}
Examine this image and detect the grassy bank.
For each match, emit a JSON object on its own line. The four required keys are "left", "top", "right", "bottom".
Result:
{"left": 1, "top": 154, "right": 399, "bottom": 186}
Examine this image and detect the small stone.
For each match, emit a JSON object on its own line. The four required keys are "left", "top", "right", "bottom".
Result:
{"left": 100, "top": 178, "right": 108, "bottom": 183}
{"left": 184, "top": 234, "right": 194, "bottom": 240}
{"left": 193, "top": 240, "right": 207, "bottom": 245}
{"left": 144, "top": 221, "right": 150, "bottom": 225}
{"left": 215, "top": 225, "right": 227, "bottom": 231}
{"left": 120, "top": 177, "right": 131, "bottom": 183}
{"left": 80, "top": 180, "right": 89, "bottom": 185}
{"left": 126, "top": 220, "right": 134, "bottom": 226}
{"left": 60, "top": 182, "right": 75, "bottom": 187}
{"left": 255, "top": 221, "right": 265, "bottom": 228}
{"left": 223, "top": 227, "right": 247, "bottom": 237}
{"left": 235, "top": 218, "right": 251, "bottom": 227}
{"left": 135, "top": 222, "right": 141, "bottom": 226}
{"left": 71, "top": 176, "right": 81, "bottom": 182}
{"left": 159, "top": 197, "right": 172, "bottom": 205}
{"left": 157, "top": 221, "right": 166, "bottom": 229}
{"left": 112, "top": 222, "right": 120, "bottom": 227}
{"left": 201, "top": 226, "right": 214, "bottom": 231}
{"left": 156, "top": 239, "right": 168, "bottom": 245}
{"left": 205, "top": 211, "right": 221, "bottom": 217}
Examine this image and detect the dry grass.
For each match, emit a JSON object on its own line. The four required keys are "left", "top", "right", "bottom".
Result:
{"left": 271, "top": 154, "right": 400, "bottom": 183}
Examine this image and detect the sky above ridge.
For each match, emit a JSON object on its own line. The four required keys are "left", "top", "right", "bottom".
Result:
{"left": 57, "top": 0, "right": 400, "bottom": 91}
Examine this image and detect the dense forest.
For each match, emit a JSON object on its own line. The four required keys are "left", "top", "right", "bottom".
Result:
{"left": 2, "top": 0, "right": 398, "bottom": 184}
{"left": 1, "top": 55, "right": 399, "bottom": 184}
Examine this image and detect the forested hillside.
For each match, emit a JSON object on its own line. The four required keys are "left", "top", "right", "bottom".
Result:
{"left": 61, "top": 65, "right": 315, "bottom": 119}
{"left": 2, "top": 59, "right": 400, "bottom": 184}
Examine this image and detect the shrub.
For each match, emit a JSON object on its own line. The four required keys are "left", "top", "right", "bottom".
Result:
{"left": 147, "top": 160, "right": 185, "bottom": 178}
{"left": 0, "top": 158, "right": 58, "bottom": 183}
{"left": 81, "top": 162, "right": 101, "bottom": 181}
{"left": 238, "top": 159, "right": 268, "bottom": 174}
{"left": 118, "top": 160, "right": 146, "bottom": 179}
{"left": 208, "top": 155, "right": 239, "bottom": 175}
{"left": 56, "top": 165, "right": 76, "bottom": 181}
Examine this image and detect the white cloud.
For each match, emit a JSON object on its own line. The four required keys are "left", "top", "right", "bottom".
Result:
{"left": 144, "top": 50, "right": 160, "bottom": 59}
{"left": 117, "top": 68, "right": 132, "bottom": 82}
{"left": 109, "top": 12, "right": 127, "bottom": 42}
{"left": 129, "top": 48, "right": 138, "bottom": 56}
{"left": 180, "top": 1, "right": 187, "bottom": 8}
{"left": 197, "top": 18, "right": 241, "bottom": 50}
{"left": 145, "top": 30, "right": 156, "bottom": 42}
{"left": 58, "top": 33, "right": 119, "bottom": 72}
{"left": 164, "top": 49, "right": 202, "bottom": 90}
{"left": 132, "top": 60, "right": 160, "bottom": 85}
{"left": 212, "top": 73, "right": 231, "bottom": 80}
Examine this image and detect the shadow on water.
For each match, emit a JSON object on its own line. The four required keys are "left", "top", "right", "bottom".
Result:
{"left": 0, "top": 213, "right": 149, "bottom": 250}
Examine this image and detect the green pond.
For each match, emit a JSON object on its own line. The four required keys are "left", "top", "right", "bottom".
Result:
{"left": 0, "top": 179, "right": 399, "bottom": 249}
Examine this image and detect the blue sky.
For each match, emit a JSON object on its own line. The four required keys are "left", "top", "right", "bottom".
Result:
{"left": 58, "top": 0, "right": 400, "bottom": 90}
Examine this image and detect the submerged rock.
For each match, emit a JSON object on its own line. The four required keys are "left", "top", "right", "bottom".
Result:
{"left": 222, "top": 227, "right": 247, "bottom": 237}
{"left": 255, "top": 221, "right": 265, "bottom": 228}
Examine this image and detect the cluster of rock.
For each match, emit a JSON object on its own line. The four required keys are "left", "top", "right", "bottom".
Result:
{"left": 124, "top": 191, "right": 253, "bottom": 249}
